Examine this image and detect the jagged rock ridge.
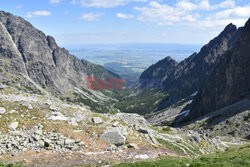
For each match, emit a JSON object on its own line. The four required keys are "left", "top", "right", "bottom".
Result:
{"left": 143, "top": 23, "right": 242, "bottom": 110}
{"left": 189, "top": 18, "right": 250, "bottom": 119}
{"left": 0, "top": 11, "right": 119, "bottom": 98}
{"left": 120, "top": 22, "right": 243, "bottom": 116}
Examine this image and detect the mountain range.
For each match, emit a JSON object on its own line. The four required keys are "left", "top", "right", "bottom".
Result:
{"left": 0, "top": 10, "right": 249, "bottom": 166}
{"left": 115, "top": 18, "right": 249, "bottom": 139}
{"left": 138, "top": 22, "right": 243, "bottom": 111}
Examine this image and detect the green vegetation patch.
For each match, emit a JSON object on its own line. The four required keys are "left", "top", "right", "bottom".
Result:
{"left": 114, "top": 145, "right": 250, "bottom": 167}
{"left": 0, "top": 164, "right": 24, "bottom": 167}
{"left": 115, "top": 89, "right": 168, "bottom": 115}
{"left": 156, "top": 138, "right": 185, "bottom": 154}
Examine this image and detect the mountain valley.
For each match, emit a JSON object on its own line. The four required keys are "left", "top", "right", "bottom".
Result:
{"left": 0, "top": 10, "right": 249, "bottom": 167}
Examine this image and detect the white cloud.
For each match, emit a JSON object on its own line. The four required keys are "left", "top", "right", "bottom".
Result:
{"left": 80, "top": 13, "right": 104, "bottom": 21}
{"left": 26, "top": 11, "right": 51, "bottom": 18}
{"left": 72, "top": 0, "right": 147, "bottom": 8}
{"left": 198, "top": 0, "right": 235, "bottom": 10}
{"left": 135, "top": 1, "right": 192, "bottom": 25}
{"left": 50, "top": 0, "right": 61, "bottom": 4}
{"left": 196, "top": 18, "right": 247, "bottom": 28}
{"left": 116, "top": 13, "right": 133, "bottom": 19}
{"left": 135, "top": 0, "right": 249, "bottom": 28}
{"left": 215, "top": 5, "right": 250, "bottom": 19}
{"left": 211, "top": 0, "right": 235, "bottom": 10}
{"left": 176, "top": 0, "right": 197, "bottom": 11}
{"left": 71, "top": 0, "right": 79, "bottom": 5}
{"left": 198, "top": 0, "right": 210, "bottom": 10}
{"left": 16, "top": 5, "right": 23, "bottom": 9}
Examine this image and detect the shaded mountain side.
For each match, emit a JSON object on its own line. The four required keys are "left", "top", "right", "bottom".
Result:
{"left": 0, "top": 11, "right": 121, "bottom": 112}
{"left": 158, "top": 23, "right": 243, "bottom": 110}
{"left": 187, "top": 18, "right": 250, "bottom": 121}
{"left": 138, "top": 56, "right": 178, "bottom": 88}
{"left": 118, "top": 22, "right": 243, "bottom": 116}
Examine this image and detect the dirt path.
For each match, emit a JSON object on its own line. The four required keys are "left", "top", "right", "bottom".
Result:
{"left": 0, "top": 147, "right": 179, "bottom": 167}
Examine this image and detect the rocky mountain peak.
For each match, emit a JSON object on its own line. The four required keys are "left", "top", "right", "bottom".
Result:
{"left": 138, "top": 55, "right": 178, "bottom": 89}
{"left": 243, "top": 18, "right": 250, "bottom": 32}
{"left": 223, "top": 23, "right": 237, "bottom": 33}
{"left": 126, "top": 22, "right": 243, "bottom": 114}
{"left": 186, "top": 18, "right": 250, "bottom": 122}
{"left": 0, "top": 10, "right": 120, "bottom": 112}
{"left": 47, "top": 35, "right": 58, "bottom": 51}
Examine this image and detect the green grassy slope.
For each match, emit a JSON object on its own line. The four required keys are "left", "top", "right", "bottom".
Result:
{"left": 115, "top": 145, "right": 250, "bottom": 167}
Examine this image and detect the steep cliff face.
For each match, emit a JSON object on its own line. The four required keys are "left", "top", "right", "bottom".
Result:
{"left": 159, "top": 23, "right": 243, "bottom": 108}
{"left": 0, "top": 14, "right": 28, "bottom": 78}
{"left": 0, "top": 11, "right": 121, "bottom": 112}
{"left": 133, "top": 23, "right": 243, "bottom": 113}
{"left": 0, "top": 11, "right": 119, "bottom": 97}
{"left": 189, "top": 18, "right": 250, "bottom": 119}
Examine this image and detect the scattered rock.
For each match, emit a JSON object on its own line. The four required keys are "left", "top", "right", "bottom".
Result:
{"left": 48, "top": 112, "right": 68, "bottom": 121}
{"left": 64, "top": 139, "right": 75, "bottom": 145}
{"left": 0, "top": 84, "right": 7, "bottom": 89}
{"left": 128, "top": 143, "right": 139, "bottom": 149}
{"left": 68, "top": 118, "right": 78, "bottom": 126}
{"left": 92, "top": 117, "right": 102, "bottom": 124}
{"left": 0, "top": 107, "right": 6, "bottom": 115}
{"left": 9, "top": 110, "right": 18, "bottom": 114}
{"left": 190, "top": 133, "right": 201, "bottom": 143}
{"left": 0, "top": 125, "right": 83, "bottom": 155}
{"left": 135, "top": 154, "right": 150, "bottom": 159}
{"left": 19, "top": 102, "right": 33, "bottom": 109}
{"left": 112, "top": 121, "right": 119, "bottom": 127}
{"left": 49, "top": 105, "right": 59, "bottom": 111}
{"left": 106, "top": 144, "right": 117, "bottom": 152}
{"left": 44, "top": 140, "right": 51, "bottom": 147}
{"left": 9, "top": 122, "right": 19, "bottom": 130}
{"left": 136, "top": 125, "right": 149, "bottom": 134}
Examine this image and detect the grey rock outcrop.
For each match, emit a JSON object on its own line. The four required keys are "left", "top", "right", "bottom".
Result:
{"left": 110, "top": 113, "right": 157, "bottom": 144}
{"left": 100, "top": 127, "right": 127, "bottom": 146}
{"left": 112, "top": 113, "right": 149, "bottom": 133}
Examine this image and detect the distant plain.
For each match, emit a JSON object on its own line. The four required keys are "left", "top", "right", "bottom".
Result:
{"left": 70, "top": 43, "right": 202, "bottom": 83}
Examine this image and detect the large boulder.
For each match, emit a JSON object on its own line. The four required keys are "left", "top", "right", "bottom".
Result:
{"left": 100, "top": 127, "right": 127, "bottom": 146}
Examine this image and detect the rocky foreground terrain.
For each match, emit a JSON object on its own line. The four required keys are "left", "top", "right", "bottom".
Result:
{"left": 0, "top": 84, "right": 248, "bottom": 166}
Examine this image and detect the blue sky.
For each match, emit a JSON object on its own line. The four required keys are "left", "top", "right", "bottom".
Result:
{"left": 0, "top": 0, "right": 249, "bottom": 47}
